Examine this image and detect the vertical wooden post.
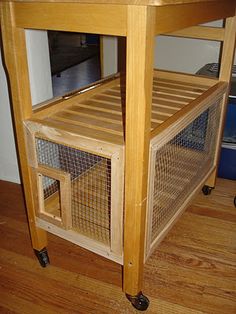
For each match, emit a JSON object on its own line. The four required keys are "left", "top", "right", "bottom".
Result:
{"left": 0, "top": 3, "right": 47, "bottom": 250}
{"left": 205, "top": 14, "right": 236, "bottom": 188}
{"left": 123, "top": 5, "right": 155, "bottom": 296}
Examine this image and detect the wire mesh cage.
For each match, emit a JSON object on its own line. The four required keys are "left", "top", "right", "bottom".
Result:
{"left": 24, "top": 71, "right": 226, "bottom": 264}
{"left": 36, "top": 138, "right": 112, "bottom": 245}
{"left": 146, "top": 98, "right": 222, "bottom": 255}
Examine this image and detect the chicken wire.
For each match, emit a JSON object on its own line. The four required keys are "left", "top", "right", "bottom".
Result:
{"left": 151, "top": 101, "right": 221, "bottom": 241}
{"left": 36, "top": 138, "right": 111, "bottom": 245}
{"left": 41, "top": 175, "right": 60, "bottom": 204}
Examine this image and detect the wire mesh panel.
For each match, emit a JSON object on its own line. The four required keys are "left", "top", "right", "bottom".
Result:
{"left": 72, "top": 158, "right": 111, "bottom": 244}
{"left": 150, "top": 100, "right": 221, "bottom": 242}
{"left": 36, "top": 138, "right": 111, "bottom": 245}
{"left": 42, "top": 174, "right": 60, "bottom": 200}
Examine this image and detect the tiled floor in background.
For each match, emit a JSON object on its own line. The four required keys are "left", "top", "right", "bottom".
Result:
{"left": 52, "top": 55, "right": 101, "bottom": 97}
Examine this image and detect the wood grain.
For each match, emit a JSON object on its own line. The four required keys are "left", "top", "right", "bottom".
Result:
{"left": 165, "top": 25, "right": 225, "bottom": 41}
{"left": 0, "top": 2, "right": 48, "bottom": 250}
{"left": 0, "top": 178, "right": 235, "bottom": 313}
{"left": 123, "top": 5, "right": 156, "bottom": 296}
{"left": 155, "top": 1, "right": 235, "bottom": 35}
{"left": 29, "top": 70, "right": 215, "bottom": 148}
{"left": 0, "top": 0, "right": 234, "bottom": 9}
{"left": 14, "top": 2, "right": 127, "bottom": 36}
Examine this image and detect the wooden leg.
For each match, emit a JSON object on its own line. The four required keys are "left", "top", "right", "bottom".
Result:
{"left": 123, "top": 5, "right": 155, "bottom": 302}
{"left": 1, "top": 3, "right": 47, "bottom": 251}
{"left": 204, "top": 169, "right": 217, "bottom": 189}
{"left": 205, "top": 15, "right": 236, "bottom": 189}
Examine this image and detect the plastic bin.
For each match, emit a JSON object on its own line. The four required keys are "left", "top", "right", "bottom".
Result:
{"left": 197, "top": 63, "right": 236, "bottom": 180}
{"left": 218, "top": 96, "right": 236, "bottom": 179}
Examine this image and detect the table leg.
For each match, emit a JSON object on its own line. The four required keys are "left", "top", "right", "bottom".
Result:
{"left": 123, "top": 5, "right": 156, "bottom": 310}
{"left": 1, "top": 3, "right": 48, "bottom": 253}
{"left": 204, "top": 15, "right": 236, "bottom": 190}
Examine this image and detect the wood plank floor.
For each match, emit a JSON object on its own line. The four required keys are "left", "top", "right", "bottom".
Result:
{"left": 0, "top": 178, "right": 235, "bottom": 313}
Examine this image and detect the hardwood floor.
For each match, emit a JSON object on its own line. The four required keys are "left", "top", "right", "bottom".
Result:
{"left": 0, "top": 178, "right": 235, "bottom": 313}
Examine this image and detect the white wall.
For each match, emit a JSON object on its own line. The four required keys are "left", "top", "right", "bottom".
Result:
{"left": 154, "top": 20, "right": 224, "bottom": 73}
{"left": 102, "top": 21, "right": 236, "bottom": 76}
{"left": 101, "top": 36, "right": 118, "bottom": 77}
{"left": 25, "top": 30, "right": 53, "bottom": 106}
{"left": 0, "top": 52, "right": 20, "bottom": 183}
{"left": 154, "top": 36, "right": 221, "bottom": 73}
{"left": 0, "top": 30, "right": 52, "bottom": 183}
{"left": 102, "top": 35, "right": 224, "bottom": 76}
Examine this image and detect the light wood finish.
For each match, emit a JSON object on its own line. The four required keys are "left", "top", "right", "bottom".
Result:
{"left": 0, "top": 178, "right": 236, "bottom": 313}
{"left": 155, "top": 1, "right": 235, "bottom": 35}
{"left": 27, "top": 70, "right": 220, "bottom": 146}
{"left": 24, "top": 119, "right": 124, "bottom": 157}
{"left": 146, "top": 165, "right": 216, "bottom": 260}
{"left": 36, "top": 217, "right": 123, "bottom": 265}
{"left": 9, "top": 1, "right": 235, "bottom": 38}
{"left": 32, "top": 74, "right": 120, "bottom": 119}
{"left": 13, "top": 2, "right": 127, "bottom": 36}
{"left": 0, "top": 2, "right": 47, "bottom": 251}
{"left": 0, "top": 0, "right": 234, "bottom": 7}
{"left": 24, "top": 70, "right": 226, "bottom": 267}
{"left": 165, "top": 25, "right": 225, "bottom": 41}
{"left": 151, "top": 81, "right": 227, "bottom": 140}
{"left": 110, "top": 149, "right": 124, "bottom": 257}
{"left": 146, "top": 72, "right": 226, "bottom": 257}
{"left": 35, "top": 165, "right": 72, "bottom": 230}
{"left": 24, "top": 118, "right": 124, "bottom": 263}
{"left": 154, "top": 68, "right": 219, "bottom": 86}
{"left": 123, "top": 5, "right": 156, "bottom": 296}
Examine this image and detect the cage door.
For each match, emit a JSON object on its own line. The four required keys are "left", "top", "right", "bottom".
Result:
{"left": 34, "top": 165, "right": 72, "bottom": 230}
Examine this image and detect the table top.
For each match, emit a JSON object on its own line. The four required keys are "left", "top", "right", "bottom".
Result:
{"left": 0, "top": 0, "right": 232, "bottom": 7}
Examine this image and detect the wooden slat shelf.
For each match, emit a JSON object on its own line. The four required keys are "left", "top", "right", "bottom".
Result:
{"left": 29, "top": 70, "right": 222, "bottom": 145}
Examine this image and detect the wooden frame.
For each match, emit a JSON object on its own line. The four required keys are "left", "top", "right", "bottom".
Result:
{"left": 146, "top": 85, "right": 227, "bottom": 259}
{"left": 151, "top": 80, "right": 227, "bottom": 139}
{"left": 32, "top": 74, "right": 121, "bottom": 120}
{"left": 165, "top": 25, "right": 225, "bottom": 41}
{"left": 1, "top": 0, "right": 235, "bottom": 304}
{"left": 24, "top": 120, "right": 124, "bottom": 263}
{"left": 34, "top": 165, "right": 72, "bottom": 230}
{"left": 154, "top": 1, "right": 235, "bottom": 35}
{"left": 13, "top": 2, "right": 127, "bottom": 36}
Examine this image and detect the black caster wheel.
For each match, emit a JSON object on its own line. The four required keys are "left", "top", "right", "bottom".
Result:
{"left": 202, "top": 185, "right": 214, "bottom": 196}
{"left": 34, "top": 247, "right": 50, "bottom": 268}
{"left": 234, "top": 196, "right": 236, "bottom": 208}
{"left": 126, "top": 292, "right": 150, "bottom": 311}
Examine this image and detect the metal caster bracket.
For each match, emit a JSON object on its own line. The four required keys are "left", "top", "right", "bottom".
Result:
{"left": 202, "top": 185, "right": 214, "bottom": 196}
{"left": 34, "top": 247, "right": 50, "bottom": 268}
{"left": 126, "top": 292, "right": 150, "bottom": 311}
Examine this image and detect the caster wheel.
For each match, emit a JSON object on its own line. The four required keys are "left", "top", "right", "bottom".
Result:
{"left": 126, "top": 292, "right": 150, "bottom": 311}
{"left": 34, "top": 247, "right": 50, "bottom": 268}
{"left": 234, "top": 196, "right": 236, "bottom": 208}
{"left": 202, "top": 185, "right": 214, "bottom": 196}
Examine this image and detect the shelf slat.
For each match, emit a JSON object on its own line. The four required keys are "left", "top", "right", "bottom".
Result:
{"left": 29, "top": 70, "right": 224, "bottom": 145}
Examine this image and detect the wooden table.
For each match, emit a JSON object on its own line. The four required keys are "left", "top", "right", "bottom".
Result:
{"left": 1, "top": 0, "right": 235, "bottom": 310}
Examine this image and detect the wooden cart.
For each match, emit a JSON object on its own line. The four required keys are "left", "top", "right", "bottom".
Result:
{"left": 1, "top": 0, "right": 235, "bottom": 310}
